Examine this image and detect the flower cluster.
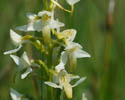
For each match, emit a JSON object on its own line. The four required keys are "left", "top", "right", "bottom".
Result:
{"left": 4, "top": 0, "right": 90, "bottom": 99}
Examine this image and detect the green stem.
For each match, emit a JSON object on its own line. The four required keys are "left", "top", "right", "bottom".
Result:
{"left": 40, "top": 78, "right": 44, "bottom": 100}
{"left": 47, "top": 44, "right": 53, "bottom": 68}
{"left": 32, "top": 76, "right": 40, "bottom": 100}
{"left": 43, "top": 0, "right": 48, "bottom": 10}
{"left": 47, "top": 43, "right": 54, "bottom": 100}
{"left": 60, "top": 90, "right": 64, "bottom": 100}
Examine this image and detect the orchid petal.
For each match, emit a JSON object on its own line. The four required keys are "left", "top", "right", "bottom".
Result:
{"left": 10, "top": 54, "right": 25, "bottom": 70}
{"left": 60, "top": 51, "right": 68, "bottom": 65}
{"left": 64, "top": 82, "right": 72, "bottom": 98}
{"left": 10, "top": 88, "right": 22, "bottom": 100}
{"left": 4, "top": 45, "right": 22, "bottom": 55}
{"left": 55, "top": 61, "right": 65, "bottom": 72}
{"left": 16, "top": 20, "right": 43, "bottom": 32}
{"left": 49, "top": 19, "right": 64, "bottom": 29}
{"left": 72, "top": 77, "right": 86, "bottom": 87}
{"left": 10, "top": 29, "right": 22, "bottom": 45}
{"left": 62, "top": 29, "right": 77, "bottom": 42}
{"left": 44, "top": 82, "right": 62, "bottom": 89}
{"left": 33, "top": 19, "right": 43, "bottom": 32}
{"left": 66, "top": 0, "right": 80, "bottom": 5}
{"left": 16, "top": 23, "right": 36, "bottom": 32}
{"left": 26, "top": 13, "right": 37, "bottom": 20}
{"left": 16, "top": 25, "right": 28, "bottom": 32}
{"left": 69, "top": 74, "right": 80, "bottom": 81}
{"left": 74, "top": 49, "right": 91, "bottom": 58}
{"left": 21, "top": 67, "right": 32, "bottom": 79}
{"left": 22, "top": 52, "right": 31, "bottom": 65}
{"left": 38, "top": 11, "right": 52, "bottom": 17}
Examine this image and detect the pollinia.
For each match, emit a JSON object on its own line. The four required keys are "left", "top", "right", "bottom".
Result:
{"left": 4, "top": 0, "right": 90, "bottom": 100}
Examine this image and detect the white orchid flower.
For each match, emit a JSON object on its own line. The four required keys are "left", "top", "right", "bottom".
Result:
{"left": 45, "top": 70, "right": 86, "bottom": 99}
{"left": 4, "top": 29, "right": 22, "bottom": 55}
{"left": 57, "top": 29, "right": 77, "bottom": 44}
{"left": 62, "top": 29, "right": 76, "bottom": 42}
{"left": 16, "top": 11, "right": 64, "bottom": 44}
{"left": 66, "top": 0, "right": 80, "bottom": 6}
{"left": 10, "top": 88, "right": 28, "bottom": 100}
{"left": 65, "top": 42, "right": 91, "bottom": 58}
{"left": 65, "top": 42, "right": 91, "bottom": 71}
{"left": 10, "top": 52, "right": 33, "bottom": 79}
{"left": 39, "top": 11, "right": 64, "bottom": 44}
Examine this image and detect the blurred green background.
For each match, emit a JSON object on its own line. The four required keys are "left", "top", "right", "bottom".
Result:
{"left": 0, "top": 0, "right": 125, "bottom": 100}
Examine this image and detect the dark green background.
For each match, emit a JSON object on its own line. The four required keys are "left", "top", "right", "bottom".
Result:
{"left": 0, "top": 0, "right": 125, "bottom": 100}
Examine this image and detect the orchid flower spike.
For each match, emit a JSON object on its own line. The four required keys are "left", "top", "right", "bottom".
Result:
{"left": 4, "top": 29, "right": 22, "bottom": 55}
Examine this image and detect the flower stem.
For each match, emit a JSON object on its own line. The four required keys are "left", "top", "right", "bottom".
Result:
{"left": 60, "top": 90, "right": 64, "bottom": 100}
{"left": 43, "top": 0, "right": 48, "bottom": 10}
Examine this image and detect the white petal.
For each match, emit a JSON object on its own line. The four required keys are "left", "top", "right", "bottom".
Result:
{"left": 49, "top": 19, "right": 64, "bottom": 29}
{"left": 69, "top": 74, "right": 80, "bottom": 81}
{"left": 33, "top": 19, "right": 43, "bottom": 32}
{"left": 21, "top": 67, "right": 32, "bottom": 79}
{"left": 62, "top": 29, "right": 77, "bottom": 42}
{"left": 63, "top": 82, "right": 72, "bottom": 98}
{"left": 10, "top": 55, "right": 21, "bottom": 65}
{"left": 22, "top": 52, "right": 31, "bottom": 65}
{"left": 65, "top": 42, "right": 79, "bottom": 50}
{"left": 66, "top": 0, "right": 80, "bottom": 5}
{"left": 74, "top": 49, "right": 91, "bottom": 58}
{"left": 38, "top": 11, "right": 52, "bottom": 17}
{"left": 60, "top": 51, "right": 68, "bottom": 65}
{"left": 10, "top": 29, "right": 22, "bottom": 45}
{"left": 4, "top": 45, "right": 22, "bottom": 55}
{"left": 26, "top": 13, "right": 37, "bottom": 20}
{"left": 72, "top": 77, "right": 86, "bottom": 87}
{"left": 16, "top": 20, "right": 43, "bottom": 32}
{"left": 16, "top": 25, "right": 28, "bottom": 32}
{"left": 10, "top": 54, "right": 25, "bottom": 70}
{"left": 55, "top": 61, "right": 65, "bottom": 72}
{"left": 44, "top": 81, "right": 62, "bottom": 89}
{"left": 10, "top": 88, "right": 22, "bottom": 100}
{"left": 27, "top": 23, "right": 35, "bottom": 31}
{"left": 66, "top": 42, "right": 83, "bottom": 49}
{"left": 16, "top": 23, "right": 36, "bottom": 32}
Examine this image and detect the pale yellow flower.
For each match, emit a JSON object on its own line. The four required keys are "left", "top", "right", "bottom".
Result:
{"left": 45, "top": 70, "right": 86, "bottom": 99}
